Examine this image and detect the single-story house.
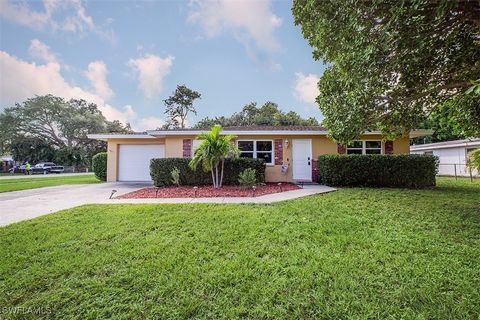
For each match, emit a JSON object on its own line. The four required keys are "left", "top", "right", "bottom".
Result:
{"left": 411, "top": 138, "right": 480, "bottom": 177}
{"left": 88, "top": 126, "right": 431, "bottom": 183}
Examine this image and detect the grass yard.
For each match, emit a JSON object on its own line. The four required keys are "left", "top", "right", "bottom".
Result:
{"left": 1, "top": 178, "right": 479, "bottom": 319}
{"left": 0, "top": 173, "right": 23, "bottom": 177}
{"left": 0, "top": 174, "right": 102, "bottom": 193}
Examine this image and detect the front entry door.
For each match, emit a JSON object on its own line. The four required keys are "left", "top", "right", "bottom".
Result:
{"left": 292, "top": 139, "right": 312, "bottom": 181}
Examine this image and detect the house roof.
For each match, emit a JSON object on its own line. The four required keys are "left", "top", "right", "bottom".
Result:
{"left": 204, "top": 125, "right": 327, "bottom": 131}
{"left": 146, "top": 125, "right": 330, "bottom": 136}
{"left": 410, "top": 138, "right": 480, "bottom": 151}
{"left": 87, "top": 126, "right": 433, "bottom": 140}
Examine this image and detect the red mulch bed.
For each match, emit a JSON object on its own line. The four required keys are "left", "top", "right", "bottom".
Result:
{"left": 116, "top": 183, "right": 300, "bottom": 199}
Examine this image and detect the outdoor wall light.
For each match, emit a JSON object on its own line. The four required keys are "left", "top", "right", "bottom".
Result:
{"left": 284, "top": 139, "right": 289, "bottom": 148}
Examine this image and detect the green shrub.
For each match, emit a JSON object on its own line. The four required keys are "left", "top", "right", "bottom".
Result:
{"left": 467, "top": 149, "right": 480, "bottom": 172}
{"left": 238, "top": 168, "right": 257, "bottom": 188}
{"left": 151, "top": 158, "right": 265, "bottom": 187}
{"left": 92, "top": 152, "right": 107, "bottom": 181}
{"left": 317, "top": 154, "right": 438, "bottom": 188}
{"left": 171, "top": 167, "right": 180, "bottom": 186}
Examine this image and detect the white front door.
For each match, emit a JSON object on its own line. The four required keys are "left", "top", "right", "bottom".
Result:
{"left": 292, "top": 139, "right": 312, "bottom": 181}
{"left": 118, "top": 144, "right": 165, "bottom": 181}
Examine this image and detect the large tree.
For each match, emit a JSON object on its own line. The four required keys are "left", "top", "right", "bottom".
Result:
{"left": 0, "top": 95, "right": 130, "bottom": 164}
{"left": 414, "top": 93, "right": 480, "bottom": 144}
{"left": 163, "top": 85, "right": 201, "bottom": 129}
{"left": 194, "top": 102, "right": 319, "bottom": 128}
{"left": 293, "top": 0, "right": 480, "bottom": 144}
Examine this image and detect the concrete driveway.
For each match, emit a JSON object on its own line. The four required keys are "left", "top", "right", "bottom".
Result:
{"left": 0, "top": 182, "right": 149, "bottom": 227}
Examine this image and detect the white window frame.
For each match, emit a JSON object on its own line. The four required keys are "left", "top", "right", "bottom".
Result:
{"left": 236, "top": 139, "right": 274, "bottom": 165}
{"left": 347, "top": 140, "right": 383, "bottom": 155}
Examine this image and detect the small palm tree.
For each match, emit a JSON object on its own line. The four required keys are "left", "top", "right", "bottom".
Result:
{"left": 189, "top": 125, "right": 239, "bottom": 188}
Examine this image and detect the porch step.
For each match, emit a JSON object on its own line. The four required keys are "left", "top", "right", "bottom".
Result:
{"left": 293, "top": 181, "right": 319, "bottom": 186}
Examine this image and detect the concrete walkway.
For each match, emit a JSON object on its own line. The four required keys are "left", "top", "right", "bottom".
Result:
{"left": 0, "top": 183, "right": 336, "bottom": 227}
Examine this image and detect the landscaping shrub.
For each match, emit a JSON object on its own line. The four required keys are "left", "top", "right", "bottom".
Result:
{"left": 467, "top": 149, "right": 480, "bottom": 172}
{"left": 92, "top": 152, "right": 107, "bottom": 181}
{"left": 151, "top": 158, "right": 265, "bottom": 187}
{"left": 317, "top": 154, "right": 438, "bottom": 188}
{"left": 171, "top": 167, "right": 180, "bottom": 186}
{"left": 238, "top": 168, "right": 257, "bottom": 188}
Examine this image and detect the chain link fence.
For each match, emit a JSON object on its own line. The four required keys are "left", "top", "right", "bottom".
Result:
{"left": 437, "top": 163, "right": 478, "bottom": 181}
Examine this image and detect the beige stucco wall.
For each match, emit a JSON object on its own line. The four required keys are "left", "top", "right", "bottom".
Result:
{"left": 104, "top": 134, "right": 411, "bottom": 182}
{"left": 393, "top": 137, "right": 410, "bottom": 154}
{"left": 164, "top": 136, "right": 185, "bottom": 158}
{"left": 106, "top": 138, "right": 165, "bottom": 182}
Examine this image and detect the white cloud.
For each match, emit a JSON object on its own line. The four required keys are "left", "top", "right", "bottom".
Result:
{"left": 0, "top": 50, "right": 158, "bottom": 129}
{"left": 0, "top": 0, "right": 115, "bottom": 43}
{"left": 128, "top": 54, "right": 174, "bottom": 99}
{"left": 28, "top": 39, "right": 58, "bottom": 63}
{"left": 137, "top": 116, "right": 165, "bottom": 130}
{"left": 294, "top": 72, "right": 320, "bottom": 105}
{"left": 188, "top": 0, "right": 281, "bottom": 52}
{"left": 85, "top": 61, "right": 114, "bottom": 100}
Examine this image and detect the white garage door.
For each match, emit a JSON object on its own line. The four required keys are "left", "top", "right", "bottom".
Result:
{"left": 118, "top": 144, "right": 165, "bottom": 181}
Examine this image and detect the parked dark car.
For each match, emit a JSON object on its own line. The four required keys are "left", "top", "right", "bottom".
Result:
{"left": 31, "top": 162, "right": 65, "bottom": 174}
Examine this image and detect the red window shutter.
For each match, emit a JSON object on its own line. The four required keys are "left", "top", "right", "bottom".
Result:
{"left": 385, "top": 141, "right": 394, "bottom": 154}
{"left": 183, "top": 139, "right": 192, "bottom": 158}
{"left": 274, "top": 139, "right": 283, "bottom": 165}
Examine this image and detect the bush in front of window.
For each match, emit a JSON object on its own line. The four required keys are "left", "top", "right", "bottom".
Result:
{"left": 317, "top": 154, "right": 438, "bottom": 188}
{"left": 238, "top": 168, "right": 257, "bottom": 188}
{"left": 150, "top": 158, "right": 265, "bottom": 187}
{"left": 92, "top": 152, "right": 107, "bottom": 181}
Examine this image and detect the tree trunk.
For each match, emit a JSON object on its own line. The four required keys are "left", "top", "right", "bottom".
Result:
{"left": 211, "top": 169, "right": 216, "bottom": 188}
{"left": 215, "top": 165, "right": 219, "bottom": 189}
{"left": 219, "top": 159, "right": 225, "bottom": 188}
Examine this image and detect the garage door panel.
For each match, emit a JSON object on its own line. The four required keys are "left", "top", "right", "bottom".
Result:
{"left": 118, "top": 145, "right": 164, "bottom": 181}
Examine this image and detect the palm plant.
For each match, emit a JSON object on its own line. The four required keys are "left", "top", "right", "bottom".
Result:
{"left": 189, "top": 125, "right": 239, "bottom": 188}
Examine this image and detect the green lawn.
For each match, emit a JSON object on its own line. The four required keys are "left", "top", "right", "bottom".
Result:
{"left": 0, "top": 174, "right": 102, "bottom": 193}
{"left": 1, "top": 178, "right": 479, "bottom": 319}
{"left": 0, "top": 173, "right": 23, "bottom": 177}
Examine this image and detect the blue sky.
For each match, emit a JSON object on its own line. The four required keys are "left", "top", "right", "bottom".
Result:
{"left": 0, "top": 0, "right": 326, "bottom": 130}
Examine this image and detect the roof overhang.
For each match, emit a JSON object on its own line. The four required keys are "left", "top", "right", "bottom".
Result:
{"left": 411, "top": 139, "right": 480, "bottom": 151}
{"left": 408, "top": 129, "right": 434, "bottom": 138}
{"left": 87, "top": 134, "right": 156, "bottom": 141}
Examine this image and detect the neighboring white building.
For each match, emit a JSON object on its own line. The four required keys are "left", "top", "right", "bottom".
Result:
{"left": 411, "top": 139, "right": 480, "bottom": 177}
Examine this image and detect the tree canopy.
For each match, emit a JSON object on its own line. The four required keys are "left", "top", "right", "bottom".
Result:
{"left": 194, "top": 102, "right": 319, "bottom": 129}
{"left": 163, "top": 85, "right": 201, "bottom": 129}
{"left": 0, "top": 95, "right": 130, "bottom": 165}
{"left": 293, "top": 0, "right": 480, "bottom": 144}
